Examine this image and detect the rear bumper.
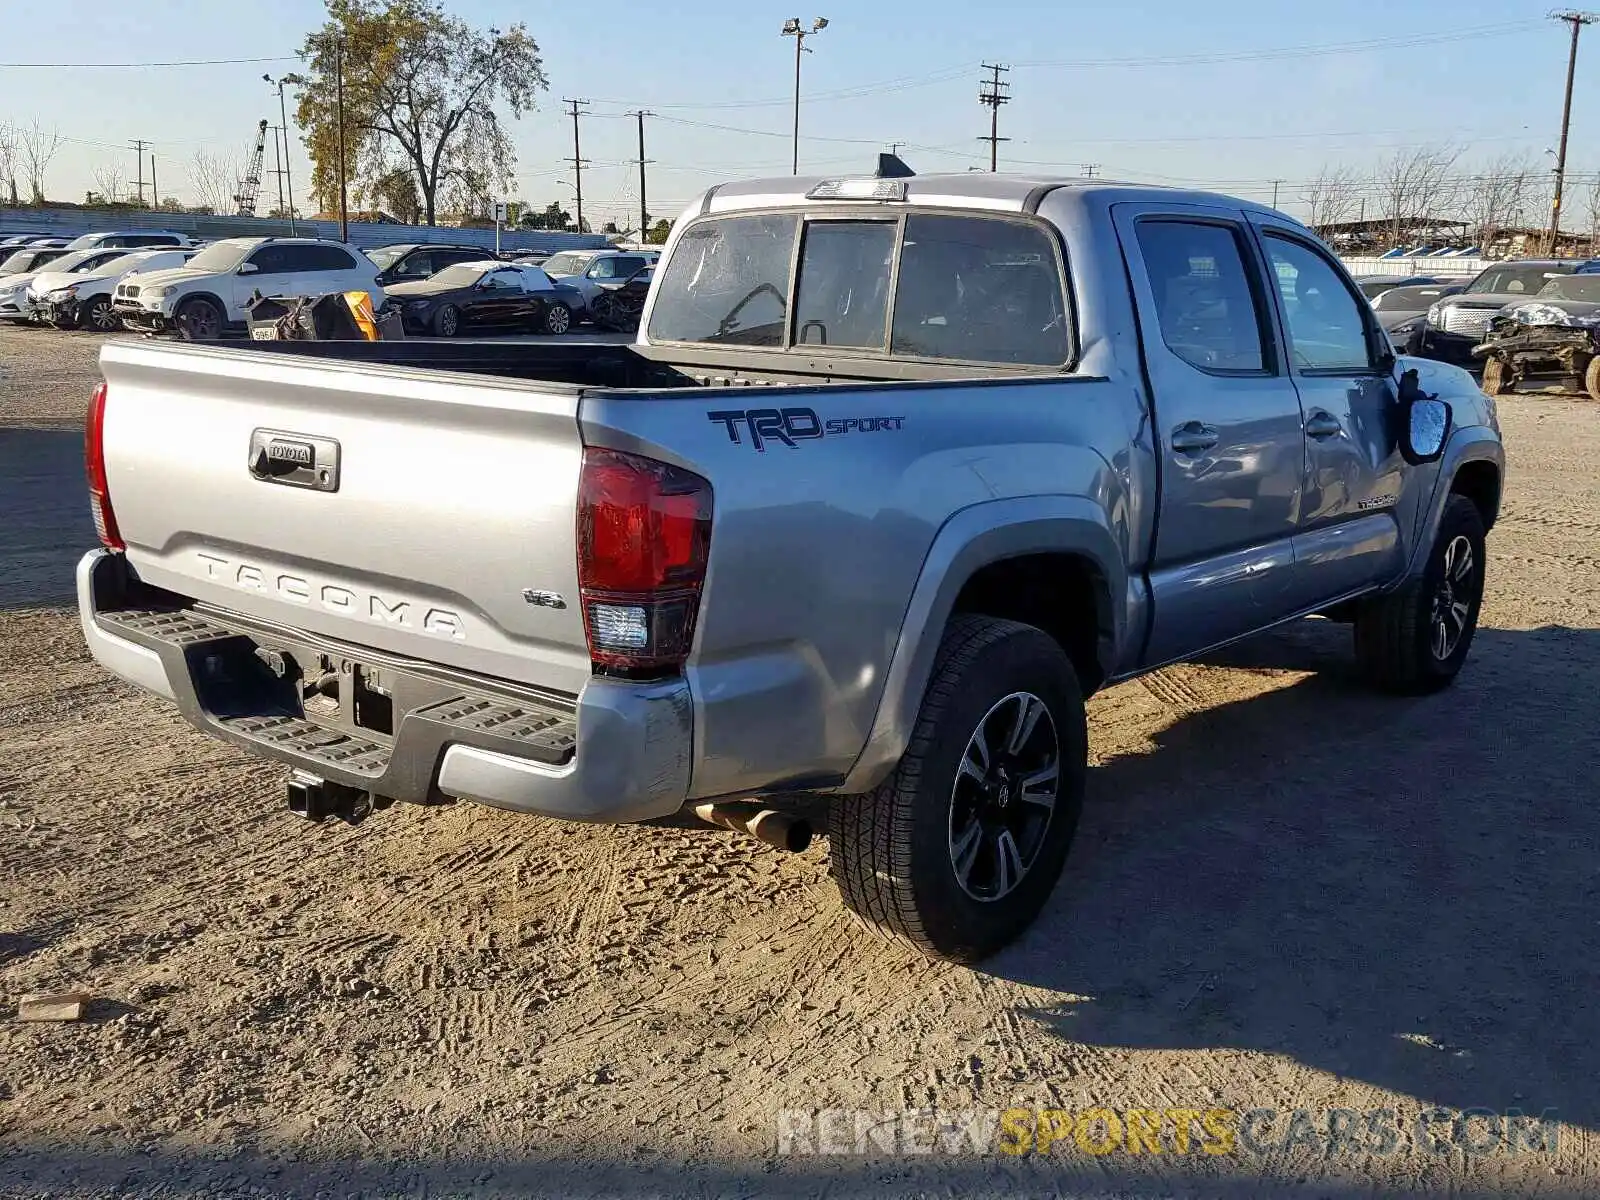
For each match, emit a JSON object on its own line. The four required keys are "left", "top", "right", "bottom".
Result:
{"left": 77, "top": 550, "right": 691, "bottom": 823}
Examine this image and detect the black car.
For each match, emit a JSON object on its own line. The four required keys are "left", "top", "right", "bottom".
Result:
{"left": 366, "top": 242, "right": 495, "bottom": 287}
{"left": 385, "top": 261, "right": 581, "bottom": 336}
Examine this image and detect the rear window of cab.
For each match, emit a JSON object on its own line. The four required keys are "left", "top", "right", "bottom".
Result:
{"left": 646, "top": 209, "right": 1071, "bottom": 368}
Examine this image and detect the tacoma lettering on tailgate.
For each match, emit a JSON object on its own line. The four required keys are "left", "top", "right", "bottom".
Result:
{"left": 196, "top": 553, "right": 466, "bottom": 639}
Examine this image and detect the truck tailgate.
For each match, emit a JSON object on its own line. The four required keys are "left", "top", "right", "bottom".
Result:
{"left": 97, "top": 340, "right": 592, "bottom": 696}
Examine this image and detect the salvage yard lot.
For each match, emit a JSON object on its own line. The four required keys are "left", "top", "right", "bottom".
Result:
{"left": 3, "top": 322, "right": 1600, "bottom": 1198}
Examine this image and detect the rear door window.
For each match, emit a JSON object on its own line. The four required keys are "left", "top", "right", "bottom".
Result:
{"left": 647, "top": 213, "right": 799, "bottom": 346}
{"left": 890, "top": 214, "right": 1069, "bottom": 365}
{"left": 1134, "top": 219, "right": 1271, "bottom": 373}
{"left": 793, "top": 221, "right": 896, "bottom": 348}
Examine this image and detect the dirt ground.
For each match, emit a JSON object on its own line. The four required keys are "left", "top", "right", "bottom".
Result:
{"left": 3, "top": 322, "right": 1600, "bottom": 1199}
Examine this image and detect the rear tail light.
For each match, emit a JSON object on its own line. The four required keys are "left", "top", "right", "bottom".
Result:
{"left": 85, "top": 381, "right": 124, "bottom": 551}
{"left": 577, "top": 447, "right": 712, "bottom": 675}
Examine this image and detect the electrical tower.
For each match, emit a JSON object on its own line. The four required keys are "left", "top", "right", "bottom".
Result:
{"left": 131, "top": 139, "right": 150, "bottom": 206}
{"left": 564, "top": 99, "right": 591, "bottom": 232}
{"left": 1547, "top": 10, "right": 1598, "bottom": 253}
{"left": 233, "top": 120, "right": 269, "bottom": 217}
{"left": 632, "top": 111, "right": 655, "bottom": 245}
{"left": 977, "top": 63, "right": 1010, "bottom": 173}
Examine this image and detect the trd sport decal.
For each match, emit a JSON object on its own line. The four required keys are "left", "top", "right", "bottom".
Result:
{"left": 707, "top": 407, "right": 905, "bottom": 452}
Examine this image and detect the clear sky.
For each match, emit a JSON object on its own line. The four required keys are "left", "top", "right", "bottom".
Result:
{"left": 0, "top": 1, "right": 1591, "bottom": 229}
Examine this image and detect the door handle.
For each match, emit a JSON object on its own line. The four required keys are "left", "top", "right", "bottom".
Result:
{"left": 1171, "top": 422, "right": 1220, "bottom": 454}
{"left": 1305, "top": 411, "right": 1343, "bottom": 440}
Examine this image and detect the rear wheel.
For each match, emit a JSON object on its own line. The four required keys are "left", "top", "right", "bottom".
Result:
{"left": 543, "top": 301, "right": 572, "bottom": 335}
{"left": 175, "top": 296, "right": 224, "bottom": 341}
{"left": 828, "top": 615, "right": 1087, "bottom": 964}
{"left": 433, "top": 304, "right": 460, "bottom": 337}
{"left": 1354, "top": 494, "right": 1486, "bottom": 694}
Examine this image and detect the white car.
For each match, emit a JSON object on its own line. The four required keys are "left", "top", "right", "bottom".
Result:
{"left": 0, "top": 246, "right": 127, "bottom": 322}
{"left": 29, "top": 247, "right": 198, "bottom": 331}
{"left": 539, "top": 248, "right": 657, "bottom": 313}
{"left": 113, "top": 236, "right": 383, "bottom": 339}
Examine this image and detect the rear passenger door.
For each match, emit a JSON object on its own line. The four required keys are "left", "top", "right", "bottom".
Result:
{"left": 1249, "top": 218, "right": 1409, "bottom": 606}
{"left": 1112, "top": 203, "right": 1309, "bottom": 665}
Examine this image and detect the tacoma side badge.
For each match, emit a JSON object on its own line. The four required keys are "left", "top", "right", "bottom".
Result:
{"left": 521, "top": 589, "right": 567, "bottom": 610}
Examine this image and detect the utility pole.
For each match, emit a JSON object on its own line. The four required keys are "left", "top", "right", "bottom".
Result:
{"left": 781, "top": 18, "right": 829, "bottom": 175}
{"left": 1271, "top": 179, "right": 1285, "bottom": 208}
{"left": 264, "top": 74, "right": 298, "bottom": 232}
{"left": 269, "top": 125, "right": 286, "bottom": 218}
{"left": 131, "top": 139, "right": 149, "bottom": 206}
{"left": 1081, "top": 164, "right": 1100, "bottom": 178}
{"left": 335, "top": 35, "right": 349, "bottom": 241}
{"left": 564, "top": 98, "right": 590, "bottom": 232}
{"left": 150, "top": 155, "right": 158, "bottom": 210}
{"left": 633, "top": 110, "right": 654, "bottom": 244}
{"left": 1547, "top": 11, "right": 1597, "bottom": 255}
{"left": 977, "top": 63, "right": 1010, "bottom": 172}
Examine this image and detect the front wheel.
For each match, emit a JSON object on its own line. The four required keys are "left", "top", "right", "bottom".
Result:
{"left": 1481, "top": 357, "right": 1507, "bottom": 396}
{"left": 433, "top": 304, "right": 460, "bottom": 338}
{"left": 82, "top": 296, "right": 119, "bottom": 333}
{"left": 1584, "top": 355, "right": 1600, "bottom": 403}
{"left": 828, "top": 615, "right": 1087, "bottom": 964}
{"left": 1354, "top": 494, "right": 1487, "bottom": 694}
{"left": 175, "top": 297, "right": 224, "bottom": 341}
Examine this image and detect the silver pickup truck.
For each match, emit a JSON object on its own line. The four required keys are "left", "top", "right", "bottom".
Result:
{"left": 78, "top": 167, "right": 1503, "bottom": 963}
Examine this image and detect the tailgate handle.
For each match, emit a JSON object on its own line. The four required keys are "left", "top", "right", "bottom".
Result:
{"left": 248, "top": 429, "right": 341, "bottom": 493}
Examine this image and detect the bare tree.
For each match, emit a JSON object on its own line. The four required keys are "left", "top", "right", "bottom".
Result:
{"left": 186, "top": 149, "right": 243, "bottom": 214}
{"left": 1375, "top": 144, "right": 1461, "bottom": 249}
{"left": 0, "top": 122, "right": 17, "bottom": 206}
{"left": 1586, "top": 173, "right": 1600, "bottom": 255}
{"left": 91, "top": 165, "right": 126, "bottom": 205}
{"left": 1459, "top": 153, "right": 1533, "bottom": 253}
{"left": 18, "top": 121, "right": 65, "bottom": 204}
{"left": 1301, "top": 165, "right": 1364, "bottom": 236}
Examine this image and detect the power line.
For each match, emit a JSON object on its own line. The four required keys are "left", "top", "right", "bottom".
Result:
{"left": 977, "top": 63, "right": 1010, "bottom": 173}
{"left": 0, "top": 55, "right": 297, "bottom": 68}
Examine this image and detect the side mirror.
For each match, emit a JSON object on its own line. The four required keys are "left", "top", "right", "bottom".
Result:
{"left": 238, "top": 262, "right": 259, "bottom": 276}
{"left": 1397, "top": 368, "right": 1451, "bottom": 465}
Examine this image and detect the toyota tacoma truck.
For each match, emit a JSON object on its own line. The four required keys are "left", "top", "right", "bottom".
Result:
{"left": 77, "top": 166, "right": 1504, "bottom": 963}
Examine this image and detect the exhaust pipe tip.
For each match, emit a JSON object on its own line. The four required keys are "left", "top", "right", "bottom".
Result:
{"left": 693, "top": 801, "right": 812, "bottom": 853}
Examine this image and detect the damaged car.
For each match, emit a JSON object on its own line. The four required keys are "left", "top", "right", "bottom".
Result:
{"left": 1474, "top": 273, "right": 1600, "bottom": 399}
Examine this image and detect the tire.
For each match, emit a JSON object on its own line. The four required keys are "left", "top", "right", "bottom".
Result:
{"left": 175, "top": 296, "right": 224, "bottom": 341}
{"left": 1584, "top": 355, "right": 1600, "bottom": 403}
{"left": 1481, "top": 357, "right": 1507, "bottom": 396}
{"left": 1353, "top": 494, "right": 1487, "bottom": 695}
{"left": 433, "top": 304, "right": 460, "bottom": 337}
{"left": 543, "top": 301, "right": 572, "bottom": 335}
{"left": 82, "top": 296, "right": 119, "bottom": 333}
{"left": 828, "top": 615, "right": 1087, "bottom": 964}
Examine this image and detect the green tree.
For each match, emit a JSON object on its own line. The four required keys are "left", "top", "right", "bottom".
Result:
{"left": 520, "top": 200, "right": 571, "bottom": 231}
{"left": 645, "top": 218, "right": 673, "bottom": 245}
{"left": 371, "top": 166, "right": 422, "bottom": 224}
{"left": 293, "top": 0, "right": 548, "bottom": 226}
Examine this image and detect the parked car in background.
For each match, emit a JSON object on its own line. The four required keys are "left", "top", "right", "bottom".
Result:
{"left": 0, "top": 245, "right": 75, "bottom": 319}
{"left": 1404, "top": 259, "right": 1579, "bottom": 367}
{"left": 365, "top": 243, "right": 492, "bottom": 287}
{"left": 1353, "top": 273, "right": 1470, "bottom": 301}
{"left": 1472, "top": 273, "right": 1600, "bottom": 398}
{"left": 30, "top": 247, "right": 199, "bottom": 331}
{"left": 588, "top": 263, "right": 654, "bottom": 332}
{"left": 540, "top": 249, "right": 656, "bottom": 314}
{"left": 385, "top": 260, "right": 582, "bottom": 335}
{"left": 64, "top": 230, "right": 189, "bottom": 252}
{"left": 509, "top": 251, "right": 551, "bottom": 267}
{"left": 114, "top": 236, "right": 382, "bottom": 339}
{"left": 1, "top": 237, "right": 70, "bottom": 258}
{"left": 1370, "top": 279, "right": 1472, "bottom": 335}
